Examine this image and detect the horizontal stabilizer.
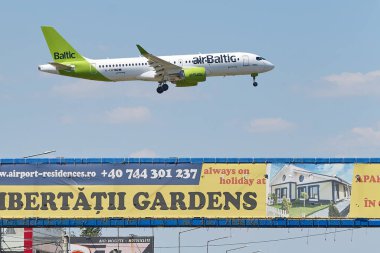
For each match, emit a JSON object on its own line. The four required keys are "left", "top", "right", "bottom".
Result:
{"left": 49, "top": 62, "right": 74, "bottom": 71}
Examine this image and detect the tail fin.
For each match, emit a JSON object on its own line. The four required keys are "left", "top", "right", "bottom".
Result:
{"left": 41, "top": 26, "right": 85, "bottom": 63}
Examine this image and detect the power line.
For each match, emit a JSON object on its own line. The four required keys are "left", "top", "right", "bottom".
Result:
{"left": 0, "top": 228, "right": 357, "bottom": 251}
{"left": 4, "top": 240, "right": 58, "bottom": 250}
{"left": 154, "top": 228, "right": 356, "bottom": 249}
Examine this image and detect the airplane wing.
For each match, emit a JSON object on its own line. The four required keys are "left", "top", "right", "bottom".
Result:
{"left": 49, "top": 62, "right": 74, "bottom": 71}
{"left": 136, "top": 44, "right": 182, "bottom": 80}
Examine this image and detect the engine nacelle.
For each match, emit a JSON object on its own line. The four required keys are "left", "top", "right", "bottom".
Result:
{"left": 176, "top": 67, "right": 206, "bottom": 87}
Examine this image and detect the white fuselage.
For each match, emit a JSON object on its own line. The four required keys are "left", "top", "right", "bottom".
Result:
{"left": 86, "top": 52, "right": 274, "bottom": 82}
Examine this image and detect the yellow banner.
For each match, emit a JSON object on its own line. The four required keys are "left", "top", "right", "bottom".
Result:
{"left": 349, "top": 164, "right": 380, "bottom": 218}
{"left": 0, "top": 163, "right": 267, "bottom": 218}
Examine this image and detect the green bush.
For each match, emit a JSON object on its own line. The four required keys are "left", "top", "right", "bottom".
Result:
{"left": 271, "top": 192, "right": 278, "bottom": 204}
{"left": 281, "top": 197, "right": 292, "bottom": 213}
{"left": 293, "top": 198, "right": 301, "bottom": 207}
{"left": 328, "top": 202, "right": 340, "bottom": 218}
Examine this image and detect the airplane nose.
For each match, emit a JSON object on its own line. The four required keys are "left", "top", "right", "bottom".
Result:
{"left": 267, "top": 61, "right": 275, "bottom": 71}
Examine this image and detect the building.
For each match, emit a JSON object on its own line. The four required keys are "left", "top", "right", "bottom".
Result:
{"left": 270, "top": 164, "right": 351, "bottom": 204}
{"left": 1, "top": 228, "right": 63, "bottom": 253}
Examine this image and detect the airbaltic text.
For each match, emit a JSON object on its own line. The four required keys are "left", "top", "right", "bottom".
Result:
{"left": 192, "top": 54, "right": 237, "bottom": 64}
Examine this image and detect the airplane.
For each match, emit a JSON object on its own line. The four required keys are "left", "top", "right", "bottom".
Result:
{"left": 38, "top": 26, "right": 274, "bottom": 94}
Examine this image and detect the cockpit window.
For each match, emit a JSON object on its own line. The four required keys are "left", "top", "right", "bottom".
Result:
{"left": 256, "top": 56, "right": 266, "bottom": 61}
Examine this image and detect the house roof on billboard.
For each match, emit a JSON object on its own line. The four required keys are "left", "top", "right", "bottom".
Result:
{"left": 271, "top": 164, "right": 351, "bottom": 185}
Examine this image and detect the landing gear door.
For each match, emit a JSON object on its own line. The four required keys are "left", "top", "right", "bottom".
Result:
{"left": 243, "top": 55, "right": 249, "bottom": 66}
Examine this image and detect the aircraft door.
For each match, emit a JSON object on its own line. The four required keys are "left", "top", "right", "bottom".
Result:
{"left": 242, "top": 55, "right": 249, "bottom": 66}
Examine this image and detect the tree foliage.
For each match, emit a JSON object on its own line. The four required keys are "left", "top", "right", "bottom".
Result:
{"left": 80, "top": 227, "right": 102, "bottom": 237}
{"left": 281, "top": 197, "right": 292, "bottom": 213}
{"left": 271, "top": 192, "right": 278, "bottom": 205}
{"left": 301, "top": 191, "right": 309, "bottom": 207}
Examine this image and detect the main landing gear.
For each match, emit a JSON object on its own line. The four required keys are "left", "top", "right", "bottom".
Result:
{"left": 251, "top": 73, "right": 258, "bottom": 87}
{"left": 156, "top": 82, "right": 169, "bottom": 94}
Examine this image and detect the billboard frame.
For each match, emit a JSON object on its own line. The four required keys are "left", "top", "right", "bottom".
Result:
{"left": 0, "top": 157, "right": 379, "bottom": 228}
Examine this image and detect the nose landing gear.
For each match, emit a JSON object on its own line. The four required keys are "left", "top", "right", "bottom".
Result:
{"left": 156, "top": 82, "right": 169, "bottom": 94}
{"left": 251, "top": 73, "right": 258, "bottom": 87}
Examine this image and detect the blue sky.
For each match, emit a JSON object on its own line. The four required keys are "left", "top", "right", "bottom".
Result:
{"left": 1, "top": 1, "right": 380, "bottom": 251}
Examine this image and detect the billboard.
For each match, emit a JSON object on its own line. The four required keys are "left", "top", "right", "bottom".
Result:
{"left": 70, "top": 236, "right": 154, "bottom": 253}
{"left": 0, "top": 160, "right": 378, "bottom": 219}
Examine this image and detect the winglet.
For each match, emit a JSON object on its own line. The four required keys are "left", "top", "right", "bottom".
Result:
{"left": 136, "top": 44, "right": 149, "bottom": 55}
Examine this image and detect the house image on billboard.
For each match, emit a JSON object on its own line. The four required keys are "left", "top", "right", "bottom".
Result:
{"left": 269, "top": 164, "right": 351, "bottom": 205}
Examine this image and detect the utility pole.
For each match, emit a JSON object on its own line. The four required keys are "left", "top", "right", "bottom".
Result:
{"left": 63, "top": 235, "right": 69, "bottom": 253}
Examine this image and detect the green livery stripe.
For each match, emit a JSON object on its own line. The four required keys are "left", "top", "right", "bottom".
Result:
{"left": 57, "top": 62, "right": 111, "bottom": 82}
